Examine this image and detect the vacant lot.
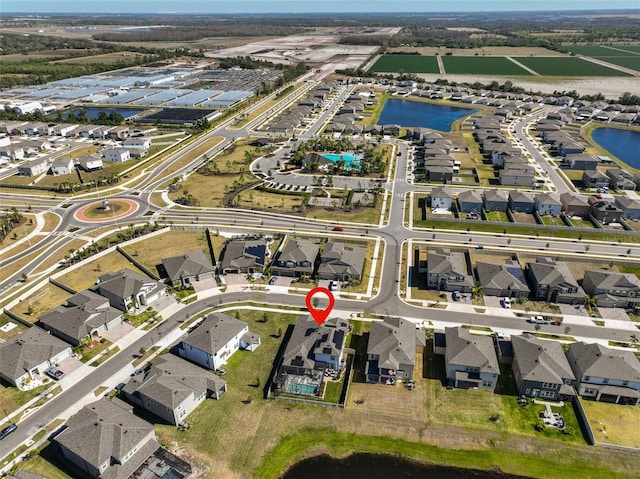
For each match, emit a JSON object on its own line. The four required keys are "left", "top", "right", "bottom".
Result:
{"left": 442, "top": 56, "right": 531, "bottom": 75}
{"left": 513, "top": 57, "right": 631, "bottom": 76}
{"left": 582, "top": 399, "right": 640, "bottom": 448}
{"left": 368, "top": 55, "right": 440, "bottom": 74}
{"left": 8, "top": 283, "right": 70, "bottom": 322}
{"left": 56, "top": 250, "right": 146, "bottom": 292}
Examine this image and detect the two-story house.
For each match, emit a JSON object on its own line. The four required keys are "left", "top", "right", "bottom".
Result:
{"left": 442, "top": 327, "right": 500, "bottom": 390}
{"left": 581, "top": 270, "right": 640, "bottom": 308}
{"left": 511, "top": 333, "right": 575, "bottom": 400}
{"left": 525, "top": 258, "right": 586, "bottom": 304}
{"left": 121, "top": 354, "right": 227, "bottom": 425}
{"left": 177, "top": 313, "right": 259, "bottom": 371}
{"left": 93, "top": 269, "right": 166, "bottom": 312}
{"left": 365, "top": 317, "right": 424, "bottom": 384}
{"left": 270, "top": 239, "right": 319, "bottom": 278}
{"left": 476, "top": 260, "right": 530, "bottom": 298}
{"left": 54, "top": 398, "right": 159, "bottom": 479}
{"left": 567, "top": 342, "right": 640, "bottom": 405}
{"left": 426, "top": 248, "right": 474, "bottom": 293}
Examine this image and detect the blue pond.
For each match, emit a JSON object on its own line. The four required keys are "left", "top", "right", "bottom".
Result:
{"left": 63, "top": 107, "right": 143, "bottom": 120}
{"left": 591, "top": 127, "right": 640, "bottom": 170}
{"left": 322, "top": 153, "right": 361, "bottom": 167}
{"left": 377, "top": 99, "right": 476, "bottom": 131}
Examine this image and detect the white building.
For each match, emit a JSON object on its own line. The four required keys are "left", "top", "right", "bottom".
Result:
{"left": 103, "top": 148, "right": 131, "bottom": 163}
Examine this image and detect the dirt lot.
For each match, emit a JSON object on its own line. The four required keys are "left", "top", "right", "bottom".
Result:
{"left": 511, "top": 212, "right": 538, "bottom": 224}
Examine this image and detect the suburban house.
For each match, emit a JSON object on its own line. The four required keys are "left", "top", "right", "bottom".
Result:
{"left": 525, "top": 258, "right": 586, "bottom": 304}
{"left": 49, "top": 157, "right": 75, "bottom": 176}
{"left": 123, "top": 136, "right": 152, "bottom": 150}
{"left": 560, "top": 193, "right": 590, "bottom": 217}
{"left": 483, "top": 189, "right": 509, "bottom": 212}
{"left": 317, "top": 241, "right": 365, "bottom": 282}
{"left": 54, "top": 398, "right": 159, "bottom": 479}
{"left": 177, "top": 313, "right": 260, "bottom": 371}
{"left": 52, "top": 123, "right": 78, "bottom": 137}
{"left": 219, "top": 237, "right": 268, "bottom": 274}
{"left": 476, "top": 260, "right": 530, "bottom": 298}
{"left": 606, "top": 168, "right": 636, "bottom": 190}
{"left": 589, "top": 200, "right": 623, "bottom": 225}
{"left": 276, "top": 316, "right": 350, "bottom": 397}
{"left": 93, "top": 269, "right": 167, "bottom": 312}
{"left": 38, "top": 289, "right": 123, "bottom": 346}
{"left": 0, "top": 326, "right": 72, "bottom": 389}
{"left": 121, "top": 354, "right": 227, "bottom": 425}
{"left": 107, "top": 126, "right": 130, "bottom": 141}
{"left": 582, "top": 169, "right": 609, "bottom": 188}
{"left": 508, "top": 190, "right": 535, "bottom": 213}
{"left": 534, "top": 193, "right": 563, "bottom": 216}
{"left": 0, "top": 145, "right": 25, "bottom": 161}
{"left": 365, "top": 317, "right": 424, "bottom": 385}
{"left": 500, "top": 166, "right": 535, "bottom": 186}
{"left": 426, "top": 248, "right": 474, "bottom": 292}
{"left": 76, "top": 155, "right": 104, "bottom": 172}
{"left": 564, "top": 154, "right": 600, "bottom": 170}
{"left": 270, "top": 239, "right": 319, "bottom": 278}
{"left": 615, "top": 196, "right": 640, "bottom": 220}
{"left": 17, "top": 159, "right": 48, "bottom": 176}
{"left": 566, "top": 342, "right": 640, "bottom": 405}
{"left": 581, "top": 270, "right": 640, "bottom": 308}
{"left": 161, "top": 250, "right": 215, "bottom": 287}
{"left": 103, "top": 148, "right": 131, "bottom": 163}
{"left": 431, "top": 186, "right": 454, "bottom": 210}
{"left": 511, "top": 333, "right": 576, "bottom": 400}
{"left": 457, "top": 190, "right": 483, "bottom": 213}
{"left": 440, "top": 326, "right": 500, "bottom": 390}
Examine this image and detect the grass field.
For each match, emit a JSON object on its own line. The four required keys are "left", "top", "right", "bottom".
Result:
{"left": 8, "top": 283, "right": 70, "bottom": 322}
{"left": 563, "top": 45, "right": 640, "bottom": 57}
{"left": 56, "top": 250, "right": 146, "bottom": 292}
{"left": 582, "top": 399, "right": 640, "bottom": 448}
{"left": 591, "top": 56, "right": 640, "bottom": 71}
{"left": 513, "top": 57, "right": 632, "bottom": 76}
{"left": 368, "top": 55, "right": 440, "bottom": 74}
{"left": 121, "top": 230, "right": 226, "bottom": 275}
{"left": 441, "top": 56, "right": 531, "bottom": 75}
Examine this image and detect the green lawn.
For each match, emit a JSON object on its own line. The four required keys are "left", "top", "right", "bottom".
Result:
{"left": 484, "top": 211, "right": 509, "bottom": 222}
{"left": 441, "top": 56, "right": 531, "bottom": 75}
{"left": 581, "top": 399, "right": 640, "bottom": 448}
{"left": 513, "top": 57, "right": 632, "bottom": 76}
{"left": 0, "top": 382, "right": 50, "bottom": 415}
{"left": 368, "top": 55, "right": 440, "bottom": 74}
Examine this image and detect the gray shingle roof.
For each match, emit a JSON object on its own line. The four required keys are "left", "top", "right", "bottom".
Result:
{"left": 367, "top": 317, "right": 416, "bottom": 370}
{"left": 0, "top": 327, "right": 71, "bottom": 382}
{"left": 318, "top": 242, "right": 365, "bottom": 278}
{"left": 476, "top": 261, "right": 530, "bottom": 294}
{"left": 281, "top": 316, "right": 349, "bottom": 370}
{"left": 123, "top": 355, "right": 226, "bottom": 409}
{"left": 512, "top": 333, "right": 575, "bottom": 384}
{"left": 568, "top": 342, "right": 640, "bottom": 383}
{"left": 457, "top": 190, "right": 483, "bottom": 204}
{"left": 583, "top": 270, "right": 640, "bottom": 293}
{"left": 55, "top": 398, "right": 158, "bottom": 479}
{"left": 95, "top": 268, "right": 164, "bottom": 300}
{"left": 276, "top": 239, "right": 319, "bottom": 265}
{"left": 181, "top": 313, "right": 248, "bottom": 356}
{"left": 527, "top": 259, "right": 581, "bottom": 291}
{"left": 219, "top": 237, "right": 267, "bottom": 272}
{"left": 162, "top": 250, "right": 214, "bottom": 282}
{"left": 38, "top": 290, "right": 122, "bottom": 344}
{"left": 445, "top": 327, "right": 499, "bottom": 374}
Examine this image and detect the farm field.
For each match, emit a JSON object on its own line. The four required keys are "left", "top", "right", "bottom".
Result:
{"left": 563, "top": 45, "right": 640, "bottom": 57}
{"left": 387, "top": 46, "right": 564, "bottom": 56}
{"left": 590, "top": 57, "right": 640, "bottom": 71}
{"left": 441, "top": 56, "right": 531, "bottom": 75}
{"left": 368, "top": 55, "right": 440, "bottom": 74}
{"left": 513, "top": 57, "right": 632, "bottom": 76}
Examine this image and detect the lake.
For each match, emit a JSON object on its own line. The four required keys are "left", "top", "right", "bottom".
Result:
{"left": 280, "top": 453, "right": 531, "bottom": 479}
{"left": 591, "top": 127, "right": 640, "bottom": 170}
{"left": 377, "top": 99, "right": 476, "bottom": 131}
{"left": 63, "top": 107, "right": 143, "bottom": 120}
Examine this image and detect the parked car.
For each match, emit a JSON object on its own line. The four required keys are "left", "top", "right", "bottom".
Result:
{"left": 452, "top": 291, "right": 461, "bottom": 301}
{"left": 332, "top": 226, "right": 344, "bottom": 232}
{"left": 501, "top": 297, "right": 512, "bottom": 308}
{"left": 45, "top": 366, "right": 64, "bottom": 380}
{"left": 0, "top": 423, "right": 17, "bottom": 441}
{"left": 528, "top": 315, "right": 548, "bottom": 324}
{"left": 269, "top": 276, "right": 277, "bottom": 285}
{"left": 328, "top": 280, "right": 338, "bottom": 291}
{"left": 131, "top": 369, "right": 144, "bottom": 377}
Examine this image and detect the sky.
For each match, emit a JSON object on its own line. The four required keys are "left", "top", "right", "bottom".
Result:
{"left": 3, "top": 0, "right": 639, "bottom": 14}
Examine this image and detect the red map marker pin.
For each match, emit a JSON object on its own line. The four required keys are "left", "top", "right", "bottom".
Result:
{"left": 305, "top": 287, "right": 335, "bottom": 326}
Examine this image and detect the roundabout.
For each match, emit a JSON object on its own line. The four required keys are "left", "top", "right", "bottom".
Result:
{"left": 73, "top": 198, "right": 141, "bottom": 224}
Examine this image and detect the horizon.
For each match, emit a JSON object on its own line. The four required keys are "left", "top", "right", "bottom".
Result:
{"left": 3, "top": 1, "right": 639, "bottom": 14}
